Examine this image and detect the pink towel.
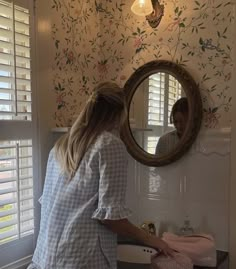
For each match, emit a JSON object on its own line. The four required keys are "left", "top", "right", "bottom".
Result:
{"left": 151, "top": 252, "right": 193, "bottom": 269}
{"left": 162, "top": 232, "right": 217, "bottom": 267}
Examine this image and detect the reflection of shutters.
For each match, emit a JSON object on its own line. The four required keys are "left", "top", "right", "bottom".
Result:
{"left": 167, "top": 75, "right": 182, "bottom": 126}
{"left": 0, "top": 0, "right": 31, "bottom": 120}
{"left": 146, "top": 136, "right": 159, "bottom": 154}
{"left": 148, "top": 73, "right": 165, "bottom": 126}
{"left": 147, "top": 73, "right": 182, "bottom": 128}
{"left": 145, "top": 73, "right": 182, "bottom": 154}
{"left": 0, "top": 140, "right": 34, "bottom": 244}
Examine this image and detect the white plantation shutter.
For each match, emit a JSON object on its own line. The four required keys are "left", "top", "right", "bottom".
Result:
{"left": 145, "top": 73, "right": 182, "bottom": 154}
{"left": 146, "top": 136, "right": 159, "bottom": 154}
{"left": 0, "top": 0, "right": 31, "bottom": 120}
{"left": 0, "top": 140, "right": 34, "bottom": 244}
{"left": 148, "top": 73, "right": 165, "bottom": 126}
{"left": 0, "top": 0, "right": 36, "bottom": 268}
{"left": 148, "top": 73, "right": 182, "bottom": 128}
{"left": 167, "top": 74, "right": 182, "bottom": 126}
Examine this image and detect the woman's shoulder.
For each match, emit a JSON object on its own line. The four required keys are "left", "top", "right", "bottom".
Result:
{"left": 95, "top": 130, "right": 125, "bottom": 150}
{"left": 160, "top": 130, "right": 177, "bottom": 140}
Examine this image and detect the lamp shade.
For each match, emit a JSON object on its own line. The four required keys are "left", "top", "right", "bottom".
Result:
{"left": 131, "top": 0, "right": 153, "bottom": 16}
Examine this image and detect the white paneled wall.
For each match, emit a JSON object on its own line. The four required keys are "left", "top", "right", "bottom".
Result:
{"left": 126, "top": 128, "right": 230, "bottom": 251}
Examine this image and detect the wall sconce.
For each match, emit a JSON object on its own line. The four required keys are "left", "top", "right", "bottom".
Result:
{"left": 131, "top": 0, "right": 164, "bottom": 28}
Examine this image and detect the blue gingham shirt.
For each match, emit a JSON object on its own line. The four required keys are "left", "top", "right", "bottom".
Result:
{"left": 31, "top": 131, "right": 131, "bottom": 269}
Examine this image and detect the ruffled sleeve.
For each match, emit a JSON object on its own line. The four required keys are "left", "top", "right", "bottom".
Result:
{"left": 92, "top": 134, "right": 132, "bottom": 221}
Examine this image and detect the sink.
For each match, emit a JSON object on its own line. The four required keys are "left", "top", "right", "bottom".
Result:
{"left": 117, "top": 243, "right": 158, "bottom": 266}
{"left": 117, "top": 238, "right": 229, "bottom": 269}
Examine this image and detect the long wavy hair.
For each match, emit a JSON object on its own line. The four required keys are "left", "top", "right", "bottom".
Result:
{"left": 54, "top": 82, "right": 127, "bottom": 180}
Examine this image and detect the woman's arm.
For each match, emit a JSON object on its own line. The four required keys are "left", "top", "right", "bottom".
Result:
{"left": 95, "top": 138, "right": 173, "bottom": 256}
{"left": 102, "top": 218, "right": 173, "bottom": 256}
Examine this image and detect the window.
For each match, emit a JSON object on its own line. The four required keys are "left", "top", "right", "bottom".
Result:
{"left": 0, "top": 140, "right": 34, "bottom": 244}
{"left": 0, "top": 0, "right": 31, "bottom": 121}
{"left": 0, "top": 0, "right": 36, "bottom": 267}
{"left": 145, "top": 73, "right": 182, "bottom": 154}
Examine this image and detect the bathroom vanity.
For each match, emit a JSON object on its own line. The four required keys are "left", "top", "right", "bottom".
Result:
{"left": 117, "top": 250, "right": 228, "bottom": 269}
{"left": 117, "top": 238, "right": 228, "bottom": 269}
{"left": 194, "top": 250, "right": 228, "bottom": 269}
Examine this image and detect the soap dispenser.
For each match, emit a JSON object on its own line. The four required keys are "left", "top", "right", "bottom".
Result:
{"left": 179, "top": 216, "right": 194, "bottom": 236}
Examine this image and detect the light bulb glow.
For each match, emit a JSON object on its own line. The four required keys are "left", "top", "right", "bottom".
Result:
{"left": 140, "top": 0, "right": 145, "bottom": 6}
{"left": 131, "top": 0, "right": 153, "bottom": 16}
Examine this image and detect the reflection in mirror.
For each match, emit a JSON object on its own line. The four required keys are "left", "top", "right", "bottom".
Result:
{"left": 122, "top": 60, "right": 202, "bottom": 166}
{"left": 129, "top": 72, "right": 187, "bottom": 157}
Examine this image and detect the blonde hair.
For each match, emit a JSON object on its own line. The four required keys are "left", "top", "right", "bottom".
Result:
{"left": 54, "top": 82, "right": 126, "bottom": 180}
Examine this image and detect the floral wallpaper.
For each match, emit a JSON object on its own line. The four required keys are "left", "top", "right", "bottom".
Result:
{"left": 51, "top": 0, "right": 100, "bottom": 126}
{"left": 51, "top": 0, "right": 234, "bottom": 128}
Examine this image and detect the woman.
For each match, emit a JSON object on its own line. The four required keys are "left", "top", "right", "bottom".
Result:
{"left": 155, "top": 97, "right": 188, "bottom": 156}
{"left": 29, "top": 82, "right": 172, "bottom": 269}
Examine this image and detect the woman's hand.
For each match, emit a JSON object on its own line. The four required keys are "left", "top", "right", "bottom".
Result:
{"left": 101, "top": 219, "right": 174, "bottom": 256}
{"left": 146, "top": 235, "right": 174, "bottom": 256}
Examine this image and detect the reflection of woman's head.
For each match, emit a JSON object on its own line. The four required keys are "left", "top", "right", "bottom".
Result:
{"left": 170, "top": 97, "right": 188, "bottom": 137}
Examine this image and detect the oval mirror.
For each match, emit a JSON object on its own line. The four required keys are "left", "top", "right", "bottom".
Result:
{"left": 121, "top": 60, "right": 202, "bottom": 166}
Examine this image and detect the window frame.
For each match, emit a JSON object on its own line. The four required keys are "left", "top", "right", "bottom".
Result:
{"left": 0, "top": 0, "right": 39, "bottom": 267}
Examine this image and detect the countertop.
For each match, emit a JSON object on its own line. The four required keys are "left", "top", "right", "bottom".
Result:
{"left": 194, "top": 250, "right": 228, "bottom": 269}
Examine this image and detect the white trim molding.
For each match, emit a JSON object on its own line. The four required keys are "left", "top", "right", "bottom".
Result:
{"left": 190, "top": 127, "right": 231, "bottom": 156}
{"left": 0, "top": 256, "right": 32, "bottom": 269}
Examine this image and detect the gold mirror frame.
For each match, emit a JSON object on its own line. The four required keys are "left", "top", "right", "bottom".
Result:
{"left": 121, "top": 60, "right": 203, "bottom": 166}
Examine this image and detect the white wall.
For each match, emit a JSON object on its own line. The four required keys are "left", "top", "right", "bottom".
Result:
{"left": 126, "top": 128, "right": 230, "bottom": 251}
